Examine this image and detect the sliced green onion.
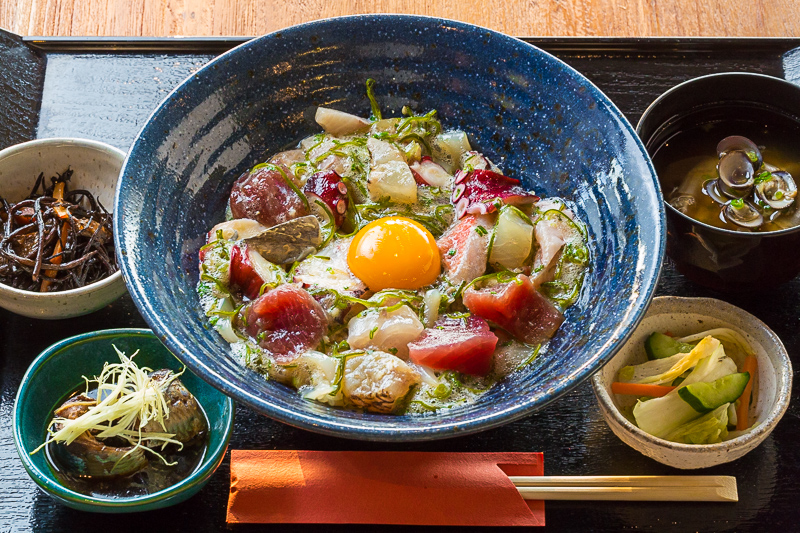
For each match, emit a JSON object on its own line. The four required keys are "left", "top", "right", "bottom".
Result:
{"left": 427, "top": 382, "right": 452, "bottom": 399}
{"left": 328, "top": 350, "right": 365, "bottom": 396}
{"left": 258, "top": 163, "right": 309, "bottom": 210}
{"left": 366, "top": 78, "right": 382, "bottom": 121}
{"left": 314, "top": 199, "right": 337, "bottom": 248}
{"left": 517, "top": 344, "right": 542, "bottom": 369}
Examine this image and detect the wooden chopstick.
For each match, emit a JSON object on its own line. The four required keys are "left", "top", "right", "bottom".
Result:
{"left": 510, "top": 476, "right": 737, "bottom": 502}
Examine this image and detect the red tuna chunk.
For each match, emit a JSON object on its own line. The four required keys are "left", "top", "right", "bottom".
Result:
{"left": 462, "top": 274, "right": 564, "bottom": 344}
{"left": 408, "top": 315, "right": 498, "bottom": 376}
{"left": 245, "top": 284, "right": 327, "bottom": 363}
{"left": 229, "top": 166, "right": 309, "bottom": 227}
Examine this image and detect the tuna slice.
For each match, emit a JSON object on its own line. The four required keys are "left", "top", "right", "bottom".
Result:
{"left": 245, "top": 284, "right": 328, "bottom": 364}
{"left": 436, "top": 215, "right": 491, "bottom": 284}
{"left": 229, "top": 244, "right": 264, "bottom": 299}
{"left": 462, "top": 274, "right": 564, "bottom": 344}
{"left": 229, "top": 166, "right": 309, "bottom": 228}
{"left": 408, "top": 315, "right": 499, "bottom": 376}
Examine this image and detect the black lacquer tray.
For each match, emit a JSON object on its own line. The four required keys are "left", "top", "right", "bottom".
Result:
{"left": 1, "top": 31, "right": 798, "bottom": 532}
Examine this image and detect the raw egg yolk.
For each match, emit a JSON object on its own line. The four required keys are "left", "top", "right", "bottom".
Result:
{"left": 348, "top": 216, "right": 441, "bottom": 291}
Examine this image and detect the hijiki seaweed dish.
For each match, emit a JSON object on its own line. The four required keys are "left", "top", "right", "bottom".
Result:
{"left": 0, "top": 169, "right": 117, "bottom": 292}
{"left": 197, "top": 80, "right": 590, "bottom": 415}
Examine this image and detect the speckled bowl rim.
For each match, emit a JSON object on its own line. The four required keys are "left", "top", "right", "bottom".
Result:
{"left": 592, "top": 296, "right": 793, "bottom": 456}
{"left": 116, "top": 14, "right": 665, "bottom": 440}
{"left": 12, "top": 328, "right": 235, "bottom": 510}
{"left": 0, "top": 138, "right": 126, "bottom": 299}
{"left": 636, "top": 72, "right": 800, "bottom": 238}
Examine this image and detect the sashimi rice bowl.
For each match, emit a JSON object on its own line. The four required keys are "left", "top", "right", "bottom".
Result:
{"left": 198, "top": 80, "right": 591, "bottom": 415}
{"left": 116, "top": 15, "right": 664, "bottom": 439}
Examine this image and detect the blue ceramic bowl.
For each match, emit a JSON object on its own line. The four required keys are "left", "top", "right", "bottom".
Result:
{"left": 13, "top": 329, "right": 235, "bottom": 512}
{"left": 115, "top": 15, "right": 664, "bottom": 441}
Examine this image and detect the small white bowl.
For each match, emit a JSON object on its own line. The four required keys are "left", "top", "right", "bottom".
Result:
{"left": 0, "top": 138, "right": 127, "bottom": 319}
{"left": 592, "top": 296, "right": 792, "bottom": 469}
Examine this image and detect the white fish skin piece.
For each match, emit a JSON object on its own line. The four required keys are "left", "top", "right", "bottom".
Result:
{"left": 293, "top": 236, "right": 367, "bottom": 297}
{"left": 531, "top": 216, "right": 569, "bottom": 287}
{"left": 366, "top": 137, "right": 417, "bottom": 203}
{"left": 367, "top": 137, "right": 405, "bottom": 165}
{"left": 294, "top": 351, "right": 345, "bottom": 407}
{"left": 315, "top": 107, "right": 371, "bottom": 137}
{"left": 208, "top": 218, "right": 268, "bottom": 241}
{"left": 342, "top": 351, "right": 420, "bottom": 414}
{"left": 347, "top": 304, "right": 424, "bottom": 359}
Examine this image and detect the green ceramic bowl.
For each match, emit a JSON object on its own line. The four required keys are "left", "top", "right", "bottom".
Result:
{"left": 13, "top": 329, "right": 235, "bottom": 512}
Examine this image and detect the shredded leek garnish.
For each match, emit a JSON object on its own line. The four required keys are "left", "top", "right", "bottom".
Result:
{"left": 443, "top": 371, "right": 490, "bottom": 394}
{"left": 462, "top": 270, "right": 523, "bottom": 293}
{"left": 309, "top": 287, "right": 423, "bottom": 315}
{"left": 32, "top": 347, "right": 185, "bottom": 467}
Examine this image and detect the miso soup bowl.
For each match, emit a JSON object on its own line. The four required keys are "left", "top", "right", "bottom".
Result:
{"left": 13, "top": 329, "right": 235, "bottom": 513}
{"left": 592, "top": 296, "right": 792, "bottom": 469}
{"left": 637, "top": 72, "right": 800, "bottom": 291}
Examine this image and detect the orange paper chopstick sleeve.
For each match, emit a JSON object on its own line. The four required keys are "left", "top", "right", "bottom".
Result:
{"left": 227, "top": 450, "right": 544, "bottom": 526}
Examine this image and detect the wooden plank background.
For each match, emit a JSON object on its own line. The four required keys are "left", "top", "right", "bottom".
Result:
{"left": 1, "top": 0, "right": 798, "bottom": 38}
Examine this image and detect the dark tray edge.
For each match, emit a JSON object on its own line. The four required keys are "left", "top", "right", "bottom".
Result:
{"left": 22, "top": 35, "right": 800, "bottom": 54}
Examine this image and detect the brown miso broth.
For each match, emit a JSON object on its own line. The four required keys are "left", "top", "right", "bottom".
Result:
{"left": 653, "top": 116, "right": 800, "bottom": 232}
{"left": 44, "top": 388, "right": 209, "bottom": 499}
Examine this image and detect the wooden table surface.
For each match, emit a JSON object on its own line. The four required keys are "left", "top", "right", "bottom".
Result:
{"left": 1, "top": 0, "right": 799, "bottom": 38}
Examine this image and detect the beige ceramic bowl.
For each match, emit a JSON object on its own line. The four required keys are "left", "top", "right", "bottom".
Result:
{"left": 0, "top": 138, "right": 127, "bottom": 319}
{"left": 592, "top": 296, "right": 792, "bottom": 469}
